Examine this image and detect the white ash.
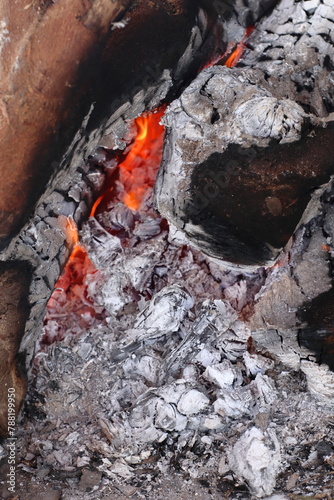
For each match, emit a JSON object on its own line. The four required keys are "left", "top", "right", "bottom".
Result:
{"left": 12, "top": 195, "right": 334, "bottom": 498}
{"left": 228, "top": 427, "right": 282, "bottom": 498}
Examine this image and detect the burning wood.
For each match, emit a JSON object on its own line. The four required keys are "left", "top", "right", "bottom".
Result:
{"left": 1, "top": 0, "right": 334, "bottom": 499}
{"left": 0, "top": 0, "right": 223, "bottom": 437}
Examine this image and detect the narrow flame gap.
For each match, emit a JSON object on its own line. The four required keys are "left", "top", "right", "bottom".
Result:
{"left": 117, "top": 107, "right": 165, "bottom": 212}
{"left": 225, "top": 26, "right": 254, "bottom": 68}
{"left": 65, "top": 215, "right": 79, "bottom": 248}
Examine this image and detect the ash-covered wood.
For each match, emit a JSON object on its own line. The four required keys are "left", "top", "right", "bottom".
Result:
{"left": 155, "top": 0, "right": 334, "bottom": 267}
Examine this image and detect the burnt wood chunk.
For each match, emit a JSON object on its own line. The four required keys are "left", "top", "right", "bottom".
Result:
{"left": 155, "top": 0, "right": 334, "bottom": 266}
{"left": 298, "top": 288, "right": 334, "bottom": 371}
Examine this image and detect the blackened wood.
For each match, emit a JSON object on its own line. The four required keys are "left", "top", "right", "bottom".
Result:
{"left": 154, "top": 0, "right": 334, "bottom": 375}
{"left": 86, "top": 0, "right": 225, "bottom": 132}
{"left": 188, "top": 127, "right": 334, "bottom": 266}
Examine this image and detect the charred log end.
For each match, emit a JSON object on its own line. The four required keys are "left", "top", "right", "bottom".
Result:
{"left": 0, "top": 262, "right": 32, "bottom": 438}
{"left": 86, "top": 0, "right": 225, "bottom": 132}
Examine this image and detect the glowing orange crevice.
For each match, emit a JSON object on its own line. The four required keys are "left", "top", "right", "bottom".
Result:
{"left": 117, "top": 108, "right": 165, "bottom": 211}
{"left": 225, "top": 26, "right": 254, "bottom": 68}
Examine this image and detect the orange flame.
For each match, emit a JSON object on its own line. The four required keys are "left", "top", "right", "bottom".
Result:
{"left": 89, "top": 108, "right": 165, "bottom": 216}
{"left": 225, "top": 26, "right": 254, "bottom": 68}
{"left": 90, "top": 195, "right": 104, "bottom": 218}
{"left": 119, "top": 109, "right": 165, "bottom": 211}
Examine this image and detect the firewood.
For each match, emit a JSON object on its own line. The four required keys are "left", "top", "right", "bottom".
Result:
{"left": 155, "top": 2, "right": 334, "bottom": 267}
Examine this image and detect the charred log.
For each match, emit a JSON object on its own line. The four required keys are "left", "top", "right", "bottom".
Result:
{"left": 155, "top": 0, "right": 334, "bottom": 267}
{"left": 186, "top": 126, "right": 334, "bottom": 266}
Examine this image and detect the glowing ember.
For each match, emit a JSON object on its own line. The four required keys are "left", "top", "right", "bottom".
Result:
{"left": 44, "top": 108, "right": 165, "bottom": 343}
{"left": 225, "top": 27, "right": 254, "bottom": 68}
{"left": 43, "top": 246, "right": 99, "bottom": 345}
{"left": 44, "top": 37, "right": 255, "bottom": 345}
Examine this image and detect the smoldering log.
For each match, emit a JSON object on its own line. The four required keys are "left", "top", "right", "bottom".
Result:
{"left": 155, "top": 0, "right": 334, "bottom": 267}
{"left": 0, "top": 0, "right": 225, "bottom": 436}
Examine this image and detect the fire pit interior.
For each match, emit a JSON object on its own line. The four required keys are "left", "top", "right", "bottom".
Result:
{"left": 1, "top": 0, "right": 334, "bottom": 499}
